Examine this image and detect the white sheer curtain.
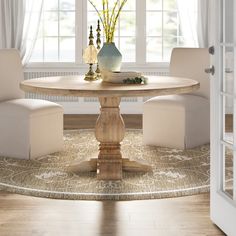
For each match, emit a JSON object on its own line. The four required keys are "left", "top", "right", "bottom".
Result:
{"left": 21, "top": 0, "right": 43, "bottom": 64}
{"left": 177, "top": 0, "right": 212, "bottom": 48}
{"left": 176, "top": 0, "right": 199, "bottom": 47}
{"left": 0, "top": 0, "right": 42, "bottom": 65}
{"left": 197, "top": 0, "right": 211, "bottom": 47}
{"left": 0, "top": 0, "right": 25, "bottom": 50}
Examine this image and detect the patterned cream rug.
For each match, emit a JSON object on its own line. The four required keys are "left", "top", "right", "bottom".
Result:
{"left": 0, "top": 130, "right": 211, "bottom": 201}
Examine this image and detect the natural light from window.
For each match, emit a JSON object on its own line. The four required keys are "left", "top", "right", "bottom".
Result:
{"left": 30, "top": 0, "right": 76, "bottom": 62}
{"left": 30, "top": 0, "right": 197, "bottom": 64}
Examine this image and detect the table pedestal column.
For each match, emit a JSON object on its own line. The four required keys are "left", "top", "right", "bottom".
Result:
{"left": 68, "top": 96, "right": 152, "bottom": 180}
{"left": 95, "top": 97, "right": 125, "bottom": 180}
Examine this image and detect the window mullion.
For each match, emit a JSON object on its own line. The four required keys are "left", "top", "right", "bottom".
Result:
{"left": 136, "top": 0, "right": 146, "bottom": 65}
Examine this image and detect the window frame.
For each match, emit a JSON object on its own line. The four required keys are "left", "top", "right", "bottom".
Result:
{"left": 26, "top": 0, "right": 181, "bottom": 69}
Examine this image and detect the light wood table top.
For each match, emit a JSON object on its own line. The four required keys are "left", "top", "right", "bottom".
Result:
{"left": 20, "top": 75, "right": 200, "bottom": 97}
{"left": 20, "top": 75, "right": 200, "bottom": 180}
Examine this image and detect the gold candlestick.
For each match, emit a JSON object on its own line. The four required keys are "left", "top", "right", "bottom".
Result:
{"left": 83, "top": 26, "right": 98, "bottom": 81}
{"left": 95, "top": 20, "right": 102, "bottom": 79}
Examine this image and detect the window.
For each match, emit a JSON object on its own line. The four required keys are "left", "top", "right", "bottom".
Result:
{"left": 30, "top": 0, "right": 197, "bottom": 64}
{"left": 87, "top": 1, "right": 136, "bottom": 62}
{"left": 31, "top": 0, "right": 76, "bottom": 62}
{"left": 147, "top": 0, "right": 184, "bottom": 62}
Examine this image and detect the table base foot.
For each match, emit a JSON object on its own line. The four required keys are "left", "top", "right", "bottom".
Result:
{"left": 122, "top": 158, "right": 152, "bottom": 172}
{"left": 68, "top": 158, "right": 152, "bottom": 180}
{"left": 68, "top": 158, "right": 97, "bottom": 173}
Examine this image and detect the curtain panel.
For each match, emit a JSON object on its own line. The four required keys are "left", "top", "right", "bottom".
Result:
{"left": 176, "top": 0, "right": 198, "bottom": 47}
{"left": 0, "top": 0, "right": 42, "bottom": 65}
{"left": 177, "top": 0, "right": 212, "bottom": 48}
{"left": 0, "top": 0, "right": 25, "bottom": 50}
{"left": 197, "top": 0, "right": 211, "bottom": 48}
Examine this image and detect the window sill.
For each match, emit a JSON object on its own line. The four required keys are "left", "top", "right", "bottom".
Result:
{"left": 24, "top": 62, "right": 170, "bottom": 73}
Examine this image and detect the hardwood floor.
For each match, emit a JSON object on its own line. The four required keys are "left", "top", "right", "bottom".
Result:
{"left": 0, "top": 192, "right": 224, "bottom": 236}
{"left": 0, "top": 115, "right": 225, "bottom": 236}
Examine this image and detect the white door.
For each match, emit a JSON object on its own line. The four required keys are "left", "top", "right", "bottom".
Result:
{"left": 211, "top": 0, "right": 236, "bottom": 235}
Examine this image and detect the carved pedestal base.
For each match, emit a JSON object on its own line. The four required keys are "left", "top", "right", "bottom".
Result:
{"left": 68, "top": 158, "right": 152, "bottom": 177}
{"left": 68, "top": 97, "right": 152, "bottom": 180}
{"left": 95, "top": 97, "right": 125, "bottom": 180}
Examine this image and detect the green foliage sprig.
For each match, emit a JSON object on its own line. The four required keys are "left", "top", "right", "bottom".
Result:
{"left": 123, "top": 77, "right": 148, "bottom": 85}
{"left": 88, "top": 0, "right": 128, "bottom": 43}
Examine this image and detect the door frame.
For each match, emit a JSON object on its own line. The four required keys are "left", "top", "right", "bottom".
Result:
{"left": 210, "top": 0, "right": 236, "bottom": 235}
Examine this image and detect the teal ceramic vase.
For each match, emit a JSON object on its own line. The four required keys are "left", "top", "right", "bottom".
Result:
{"left": 97, "top": 42, "right": 122, "bottom": 72}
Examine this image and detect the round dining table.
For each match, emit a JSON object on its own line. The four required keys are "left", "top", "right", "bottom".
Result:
{"left": 20, "top": 76, "right": 199, "bottom": 180}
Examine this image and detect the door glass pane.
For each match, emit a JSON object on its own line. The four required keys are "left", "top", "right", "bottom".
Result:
{"left": 223, "top": 48, "right": 234, "bottom": 144}
{"left": 224, "top": 0, "right": 234, "bottom": 43}
{"left": 224, "top": 146, "right": 234, "bottom": 198}
{"left": 224, "top": 47, "right": 234, "bottom": 91}
{"left": 224, "top": 95, "right": 233, "bottom": 144}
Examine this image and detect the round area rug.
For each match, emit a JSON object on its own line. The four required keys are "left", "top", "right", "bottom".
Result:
{"left": 0, "top": 130, "right": 210, "bottom": 201}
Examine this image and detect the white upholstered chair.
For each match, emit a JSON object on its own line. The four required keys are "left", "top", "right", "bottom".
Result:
{"left": 143, "top": 48, "right": 210, "bottom": 149}
{"left": 0, "top": 49, "right": 63, "bottom": 159}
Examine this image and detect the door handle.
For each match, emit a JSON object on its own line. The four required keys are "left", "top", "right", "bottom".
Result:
{"left": 205, "top": 66, "right": 215, "bottom": 76}
{"left": 209, "top": 46, "right": 215, "bottom": 55}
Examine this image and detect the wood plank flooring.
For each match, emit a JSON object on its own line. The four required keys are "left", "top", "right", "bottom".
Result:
{"left": 0, "top": 192, "right": 224, "bottom": 236}
{"left": 0, "top": 115, "right": 225, "bottom": 236}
